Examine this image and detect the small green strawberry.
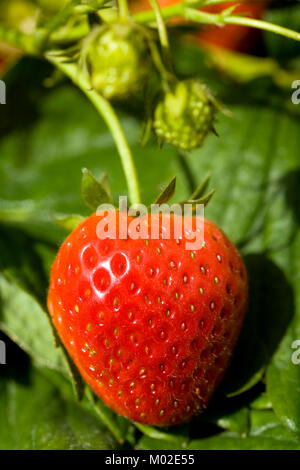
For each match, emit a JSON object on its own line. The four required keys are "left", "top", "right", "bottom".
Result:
{"left": 153, "top": 79, "right": 217, "bottom": 151}
{"left": 87, "top": 21, "right": 152, "bottom": 100}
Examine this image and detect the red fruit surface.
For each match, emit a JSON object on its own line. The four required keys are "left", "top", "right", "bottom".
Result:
{"left": 48, "top": 212, "right": 248, "bottom": 426}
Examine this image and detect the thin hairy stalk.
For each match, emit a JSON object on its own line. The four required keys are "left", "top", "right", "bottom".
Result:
{"left": 134, "top": 1, "right": 300, "bottom": 43}
{"left": 185, "top": 7, "right": 300, "bottom": 42}
{"left": 118, "top": 0, "right": 130, "bottom": 19}
{"left": 47, "top": 56, "right": 142, "bottom": 206}
{"left": 150, "top": 0, "right": 173, "bottom": 72}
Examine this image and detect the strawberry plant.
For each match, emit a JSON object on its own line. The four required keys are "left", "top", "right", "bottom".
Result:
{"left": 1, "top": 0, "right": 300, "bottom": 451}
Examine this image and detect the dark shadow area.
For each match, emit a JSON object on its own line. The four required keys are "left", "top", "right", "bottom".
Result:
{"left": 0, "top": 57, "right": 53, "bottom": 140}
{"left": 220, "top": 253, "right": 294, "bottom": 396}
{"left": 188, "top": 421, "right": 224, "bottom": 440}
{"left": 0, "top": 331, "right": 31, "bottom": 385}
{"left": 0, "top": 225, "right": 49, "bottom": 306}
{"left": 190, "top": 382, "right": 265, "bottom": 440}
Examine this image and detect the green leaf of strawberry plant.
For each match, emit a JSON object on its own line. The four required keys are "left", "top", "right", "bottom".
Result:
{"left": 0, "top": 267, "right": 87, "bottom": 401}
{"left": 0, "top": 226, "right": 85, "bottom": 401}
{"left": 266, "top": 233, "right": 300, "bottom": 438}
{"left": 0, "top": 362, "right": 118, "bottom": 450}
{"left": 249, "top": 409, "right": 297, "bottom": 442}
{"left": 86, "top": 388, "right": 130, "bottom": 445}
{"left": 186, "top": 434, "right": 300, "bottom": 450}
{"left": 137, "top": 408, "right": 300, "bottom": 450}
{"left": 189, "top": 172, "right": 211, "bottom": 200}
{"left": 212, "top": 406, "right": 249, "bottom": 437}
{"left": 134, "top": 422, "right": 189, "bottom": 448}
{"left": 0, "top": 273, "right": 68, "bottom": 374}
{"left": 250, "top": 393, "right": 272, "bottom": 411}
{"left": 0, "top": 199, "right": 73, "bottom": 245}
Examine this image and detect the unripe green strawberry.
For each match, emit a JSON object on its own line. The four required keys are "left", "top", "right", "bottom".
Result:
{"left": 153, "top": 79, "right": 216, "bottom": 151}
{"left": 87, "top": 22, "right": 151, "bottom": 100}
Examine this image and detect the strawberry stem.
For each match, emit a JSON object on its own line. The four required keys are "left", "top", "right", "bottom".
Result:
{"left": 222, "top": 14, "right": 300, "bottom": 42}
{"left": 118, "top": 0, "right": 130, "bottom": 20}
{"left": 150, "top": 0, "right": 173, "bottom": 74}
{"left": 184, "top": 7, "right": 300, "bottom": 42}
{"left": 133, "top": 1, "right": 300, "bottom": 43}
{"left": 47, "top": 57, "right": 142, "bottom": 207}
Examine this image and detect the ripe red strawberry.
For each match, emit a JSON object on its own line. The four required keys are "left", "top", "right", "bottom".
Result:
{"left": 48, "top": 211, "right": 247, "bottom": 426}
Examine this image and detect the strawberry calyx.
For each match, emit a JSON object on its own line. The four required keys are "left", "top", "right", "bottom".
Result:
{"left": 53, "top": 169, "right": 216, "bottom": 236}
{"left": 151, "top": 172, "right": 216, "bottom": 211}
{"left": 81, "top": 168, "right": 113, "bottom": 210}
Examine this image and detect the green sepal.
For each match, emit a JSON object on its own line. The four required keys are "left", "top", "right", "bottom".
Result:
{"left": 100, "top": 172, "right": 113, "bottom": 202}
{"left": 134, "top": 422, "right": 189, "bottom": 447}
{"left": 153, "top": 176, "right": 176, "bottom": 205}
{"left": 81, "top": 167, "right": 113, "bottom": 210}
{"left": 179, "top": 173, "right": 216, "bottom": 211}
{"left": 46, "top": 45, "right": 80, "bottom": 64}
{"left": 179, "top": 189, "right": 216, "bottom": 213}
{"left": 194, "top": 188, "right": 216, "bottom": 207}
{"left": 53, "top": 214, "right": 85, "bottom": 232}
{"left": 150, "top": 174, "right": 215, "bottom": 211}
{"left": 190, "top": 172, "right": 211, "bottom": 200}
